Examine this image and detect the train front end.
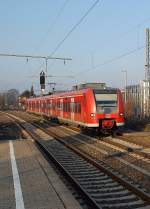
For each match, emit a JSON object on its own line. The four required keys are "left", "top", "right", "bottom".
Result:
{"left": 92, "top": 88, "right": 125, "bottom": 131}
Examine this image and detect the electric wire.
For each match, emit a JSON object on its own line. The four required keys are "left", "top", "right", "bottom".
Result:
{"left": 35, "top": 0, "right": 70, "bottom": 51}
{"left": 74, "top": 45, "right": 145, "bottom": 76}
{"left": 48, "top": 0, "right": 102, "bottom": 58}
{"left": 34, "top": 2, "right": 149, "bottom": 90}
{"left": 36, "top": 0, "right": 102, "bottom": 77}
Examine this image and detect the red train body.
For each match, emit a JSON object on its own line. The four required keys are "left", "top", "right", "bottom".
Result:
{"left": 26, "top": 87, "right": 125, "bottom": 131}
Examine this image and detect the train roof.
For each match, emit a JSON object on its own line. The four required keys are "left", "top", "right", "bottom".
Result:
{"left": 94, "top": 88, "right": 118, "bottom": 94}
{"left": 27, "top": 87, "right": 119, "bottom": 102}
{"left": 72, "top": 82, "right": 106, "bottom": 90}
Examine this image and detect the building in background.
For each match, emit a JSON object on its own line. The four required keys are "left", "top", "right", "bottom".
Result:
{"left": 0, "top": 89, "right": 19, "bottom": 110}
{"left": 125, "top": 29, "right": 150, "bottom": 119}
{"left": 126, "top": 84, "right": 141, "bottom": 118}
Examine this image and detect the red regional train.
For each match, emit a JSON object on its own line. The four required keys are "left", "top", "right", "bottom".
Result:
{"left": 26, "top": 84, "right": 125, "bottom": 133}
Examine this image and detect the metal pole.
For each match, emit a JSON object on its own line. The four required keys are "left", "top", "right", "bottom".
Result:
{"left": 125, "top": 70, "right": 127, "bottom": 104}
{"left": 122, "top": 70, "right": 127, "bottom": 104}
{"left": 0, "top": 53, "right": 72, "bottom": 61}
{"left": 45, "top": 58, "right": 48, "bottom": 76}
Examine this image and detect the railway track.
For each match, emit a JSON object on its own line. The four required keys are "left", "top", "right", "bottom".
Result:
{"left": 5, "top": 111, "right": 150, "bottom": 209}
{"left": 7, "top": 112, "right": 150, "bottom": 188}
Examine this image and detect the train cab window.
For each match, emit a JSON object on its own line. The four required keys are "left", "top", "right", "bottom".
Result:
{"left": 94, "top": 90, "right": 118, "bottom": 114}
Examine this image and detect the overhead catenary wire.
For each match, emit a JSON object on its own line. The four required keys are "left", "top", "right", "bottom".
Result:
{"left": 34, "top": 1, "right": 148, "bottom": 87}
{"left": 36, "top": 0, "right": 102, "bottom": 76}
{"left": 48, "top": 12, "right": 150, "bottom": 69}
{"left": 72, "top": 15, "right": 150, "bottom": 77}
{"left": 35, "top": 0, "right": 70, "bottom": 51}
{"left": 0, "top": 53, "right": 72, "bottom": 60}
{"left": 74, "top": 45, "right": 145, "bottom": 76}
{"left": 48, "top": 0, "right": 102, "bottom": 58}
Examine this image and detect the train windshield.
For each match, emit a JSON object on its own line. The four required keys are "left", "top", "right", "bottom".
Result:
{"left": 94, "top": 93, "right": 118, "bottom": 114}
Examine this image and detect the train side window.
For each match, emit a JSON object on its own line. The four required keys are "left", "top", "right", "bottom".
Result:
{"left": 74, "top": 102, "right": 77, "bottom": 113}
{"left": 75, "top": 102, "right": 81, "bottom": 113}
{"left": 46, "top": 101, "right": 47, "bottom": 108}
{"left": 57, "top": 101, "right": 60, "bottom": 110}
{"left": 67, "top": 102, "right": 70, "bottom": 112}
{"left": 78, "top": 102, "right": 81, "bottom": 113}
{"left": 63, "top": 102, "right": 70, "bottom": 112}
{"left": 43, "top": 103, "right": 45, "bottom": 109}
{"left": 52, "top": 102, "right": 55, "bottom": 110}
{"left": 63, "top": 103, "right": 66, "bottom": 112}
{"left": 75, "top": 102, "right": 77, "bottom": 113}
{"left": 66, "top": 103, "right": 68, "bottom": 112}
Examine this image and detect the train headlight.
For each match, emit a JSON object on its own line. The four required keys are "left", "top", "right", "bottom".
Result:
{"left": 90, "top": 113, "right": 96, "bottom": 117}
{"left": 120, "top": 113, "right": 124, "bottom": 116}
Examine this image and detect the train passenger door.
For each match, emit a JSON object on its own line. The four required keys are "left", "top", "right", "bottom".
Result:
{"left": 50, "top": 100, "right": 52, "bottom": 116}
{"left": 39, "top": 100, "right": 40, "bottom": 113}
{"left": 83, "top": 93, "right": 86, "bottom": 123}
{"left": 71, "top": 97, "right": 74, "bottom": 121}
{"left": 47, "top": 99, "right": 50, "bottom": 116}
{"left": 60, "top": 98, "right": 63, "bottom": 118}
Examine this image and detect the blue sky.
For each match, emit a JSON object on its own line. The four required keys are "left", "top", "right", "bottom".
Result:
{"left": 0, "top": 0, "right": 150, "bottom": 93}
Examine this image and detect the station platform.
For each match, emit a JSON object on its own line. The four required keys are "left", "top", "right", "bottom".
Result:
{"left": 0, "top": 139, "right": 82, "bottom": 209}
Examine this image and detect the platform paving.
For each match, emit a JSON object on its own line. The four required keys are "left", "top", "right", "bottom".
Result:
{"left": 0, "top": 139, "right": 83, "bottom": 209}
{"left": 0, "top": 140, "right": 15, "bottom": 209}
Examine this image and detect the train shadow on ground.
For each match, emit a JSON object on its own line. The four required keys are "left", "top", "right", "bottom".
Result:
{"left": 0, "top": 121, "right": 21, "bottom": 140}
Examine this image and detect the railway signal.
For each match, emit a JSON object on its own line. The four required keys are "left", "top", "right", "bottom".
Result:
{"left": 0, "top": 52, "right": 72, "bottom": 95}
{"left": 40, "top": 71, "right": 45, "bottom": 90}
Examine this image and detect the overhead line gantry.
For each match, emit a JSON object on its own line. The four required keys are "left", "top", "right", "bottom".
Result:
{"left": 0, "top": 53, "right": 72, "bottom": 75}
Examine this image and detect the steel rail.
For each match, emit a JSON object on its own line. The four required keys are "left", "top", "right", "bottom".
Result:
{"left": 5, "top": 112, "right": 150, "bottom": 206}
{"left": 36, "top": 139, "right": 102, "bottom": 209}
{"left": 5, "top": 113, "right": 102, "bottom": 209}
{"left": 32, "top": 121, "right": 150, "bottom": 204}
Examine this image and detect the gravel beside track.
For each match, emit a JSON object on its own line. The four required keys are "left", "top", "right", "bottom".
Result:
{"left": 119, "top": 132, "right": 150, "bottom": 148}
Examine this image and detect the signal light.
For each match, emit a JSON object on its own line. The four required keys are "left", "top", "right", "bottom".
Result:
{"left": 40, "top": 71, "right": 45, "bottom": 89}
